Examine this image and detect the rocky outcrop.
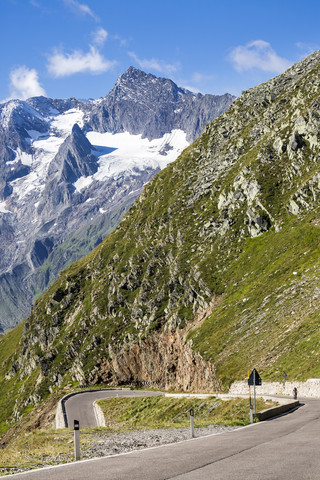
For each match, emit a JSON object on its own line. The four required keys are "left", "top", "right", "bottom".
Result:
{"left": 47, "top": 124, "right": 97, "bottom": 184}
{"left": 89, "top": 329, "right": 220, "bottom": 392}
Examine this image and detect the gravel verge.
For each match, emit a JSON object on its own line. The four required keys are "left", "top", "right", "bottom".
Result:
{"left": 0, "top": 425, "right": 238, "bottom": 476}
{"left": 83, "top": 424, "right": 238, "bottom": 458}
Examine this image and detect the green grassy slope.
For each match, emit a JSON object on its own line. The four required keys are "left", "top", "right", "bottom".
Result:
{"left": 98, "top": 396, "right": 276, "bottom": 429}
{"left": 2, "top": 50, "right": 320, "bottom": 435}
{"left": 190, "top": 215, "right": 320, "bottom": 386}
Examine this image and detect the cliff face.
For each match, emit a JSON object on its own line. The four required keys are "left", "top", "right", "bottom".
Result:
{"left": 89, "top": 329, "right": 219, "bottom": 392}
{"left": 3, "top": 50, "right": 320, "bottom": 429}
{"left": 86, "top": 66, "right": 235, "bottom": 142}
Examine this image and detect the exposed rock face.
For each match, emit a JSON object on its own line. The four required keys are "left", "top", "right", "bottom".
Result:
{"left": 47, "top": 124, "right": 98, "bottom": 183}
{"left": 89, "top": 329, "right": 220, "bottom": 392}
{"left": 86, "top": 66, "right": 235, "bottom": 143}
{"left": 0, "top": 68, "right": 234, "bottom": 332}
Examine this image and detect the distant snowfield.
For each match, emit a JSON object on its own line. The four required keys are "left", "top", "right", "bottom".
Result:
{"left": 7, "top": 106, "right": 188, "bottom": 201}
{"left": 74, "top": 129, "right": 188, "bottom": 191}
{"left": 10, "top": 109, "right": 85, "bottom": 201}
{"left": 52, "top": 108, "right": 84, "bottom": 135}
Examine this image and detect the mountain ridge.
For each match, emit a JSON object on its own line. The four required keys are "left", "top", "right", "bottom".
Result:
{"left": 0, "top": 67, "right": 235, "bottom": 331}
{"left": 85, "top": 66, "right": 235, "bottom": 142}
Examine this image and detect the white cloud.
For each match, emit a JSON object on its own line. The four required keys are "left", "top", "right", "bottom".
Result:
{"left": 128, "top": 52, "right": 178, "bottom": 75}
{"left": 192, "top": 72, "right": 217, "bottom": 84}
{"left": 64, "top": 0, "right": 99, "bottom": 21}
{"left": 229, "top": 40, "right": 292, "bottom": 74}
{"left": 47, "top": 46, "right": 116, "bottom": 77}
{"left": 29, "top": 0, "right": 52, "bottom": 14}
{"left": 113, "top": 34, "right": 128, "bottom": 47}
{"left": 9, "top": 66, "right": 46, "bottom": 100}
{"left": 29, "top": 0, "right": 41, "bottom": 7}
{"left": 179, "top": 84, "right": 202, "bottom": 94}
{"left": 296, "top": 42, "right": 319, "bottom": 58}
{"left": 92, "top": 27, "right": 108, "bottom": 47}
{"left": 176, "top": 72, "right": 217, "bottom": 95}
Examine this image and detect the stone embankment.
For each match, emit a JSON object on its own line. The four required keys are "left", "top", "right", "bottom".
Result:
{"left": 94, "top": 401, "right": 106, "bottom": 427}
{"left": 255, "top": 401, "right": 299, "bottom": 421}
{"left": 229, "top": 379, "right": 320, "bottom": 398}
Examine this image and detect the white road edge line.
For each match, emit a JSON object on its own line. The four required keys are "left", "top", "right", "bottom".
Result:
{"left": 93, "top": 400, "right": 99, "bottom": 427}
{"left": 93, "top": 401, "right": 106, "bottom": 427}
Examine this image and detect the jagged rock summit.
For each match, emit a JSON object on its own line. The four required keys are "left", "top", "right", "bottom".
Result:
{"left": 87, "top": 66, "right": 235, "bottom": 142}
{"left": 0, "top": 68, "right": 235, "bottom": 331}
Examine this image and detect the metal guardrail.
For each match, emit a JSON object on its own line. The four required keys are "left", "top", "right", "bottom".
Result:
{"left": 255, "top": 401, "right": 300, "bottom": 421}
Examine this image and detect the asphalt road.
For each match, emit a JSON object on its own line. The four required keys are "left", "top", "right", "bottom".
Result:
{"left": 7, "top": 396, "right": 320, "bottom": 479}
{"left": 64, "top": 389, "right": 163, "bottom": 428}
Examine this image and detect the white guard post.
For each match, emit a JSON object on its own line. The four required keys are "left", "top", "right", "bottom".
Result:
{"left": 190, "top": 408, "right": 195, "bottom": 438}
{"left": 74, "top": 419, "right": 80, "bottom": 461}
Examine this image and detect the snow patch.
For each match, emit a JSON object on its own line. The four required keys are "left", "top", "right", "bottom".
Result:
{"left": 7, "top": 148, "right": 33, "bottom": 166}
{"left": 48, "top": 106, "right": 60, "bottom": 115}
{"left": 20, "top": 151, "right": 33, "bottom": 166}
{"left": 82, "top": 129, "right": 188, "bottom": 185}
{"left": 51, "top": 108, "right": 84, "bottom": 136}
{"left": 27, "top": 130, "right": 44, "bottom": 141}
{"left": 74, "top": 176, "right": 93, "bottom": 192}
{"left": 0, "top": 202, "right": 10, "bottom": 213}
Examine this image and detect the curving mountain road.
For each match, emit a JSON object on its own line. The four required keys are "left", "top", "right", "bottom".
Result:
{"left": 63, "top": 389, "right": 163, "bottom": 428}
{"left": 7, "top": 396, "right": 320, "bottom": 479}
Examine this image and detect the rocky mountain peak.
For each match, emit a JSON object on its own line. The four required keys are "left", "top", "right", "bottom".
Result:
{"left": 110, "top": 66, "right": 188, "bottom": 101}
{"left": 86, "top": 67, "right": 235, "bottom": 142}
{"left": 47, "top": 123, "right": 97, "bottom": 184}
{"left": 0, "top": 100, "right": 48, "bottom": 153}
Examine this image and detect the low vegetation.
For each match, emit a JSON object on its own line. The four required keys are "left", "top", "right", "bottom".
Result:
{"left": 0, "top": 396, "right": 276, "bottom": 476}
{"left": 98, "top": 396, "right": 277, "bottom": 429}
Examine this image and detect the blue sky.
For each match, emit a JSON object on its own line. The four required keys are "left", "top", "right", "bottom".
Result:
{"left": 1, "top": 0, "right": 319, "bottom": 102}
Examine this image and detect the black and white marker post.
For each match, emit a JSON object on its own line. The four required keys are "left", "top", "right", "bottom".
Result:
{"left": 190, "top": 408, "right": 195, "bottom": 438}
{"left": 74, "top": 419, "right": 80, "bottom": 461}
{"left": 249, "top": 390, "right": 253, "bottom": 423}
{"left": 248, "top": 368, "right": 262, "bottom": 422}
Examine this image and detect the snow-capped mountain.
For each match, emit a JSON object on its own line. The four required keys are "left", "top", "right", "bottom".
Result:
{"left": 0, "top": 67, "right": 235, "bottom": 332}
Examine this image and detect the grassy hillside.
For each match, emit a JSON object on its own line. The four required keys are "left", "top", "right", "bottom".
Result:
{"left": 2, "top": 49, "right": 320, "bottom": 436}
{"left": 190, "top": 214, "right": 320, "bottom": 385}
{"left": 97, "top": 396, "right": 276, "bottom": 429}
